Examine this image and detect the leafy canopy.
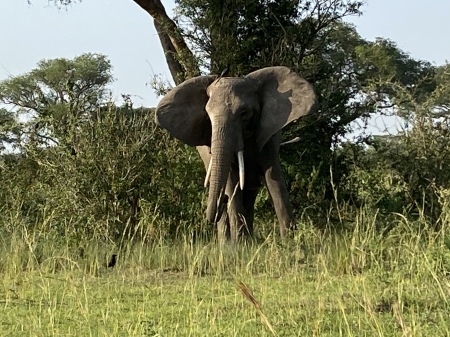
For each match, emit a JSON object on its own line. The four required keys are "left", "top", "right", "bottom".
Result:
{"left": 0, "top": 53, "right": 113, "bottom": 148}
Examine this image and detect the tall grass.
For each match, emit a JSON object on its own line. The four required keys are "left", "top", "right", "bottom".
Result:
{"left": 1, "top": 204, "right": 450, "bottom": 336}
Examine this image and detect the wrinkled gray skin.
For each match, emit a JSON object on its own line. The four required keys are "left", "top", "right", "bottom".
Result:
{"left": 156, "top": 66, "right": 316, "bottom": 240}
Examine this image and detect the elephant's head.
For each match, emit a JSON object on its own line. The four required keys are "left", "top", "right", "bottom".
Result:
{"left": 155, "top": 66, "right": 316, "bottom": 223}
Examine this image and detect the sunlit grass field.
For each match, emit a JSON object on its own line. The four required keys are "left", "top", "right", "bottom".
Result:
{"left": 2, "top": 213, "right": 450, "bottom": 336}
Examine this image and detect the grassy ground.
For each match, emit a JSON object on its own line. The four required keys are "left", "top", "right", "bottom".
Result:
{"left": 1, "top": 217, "right": 450, "bottom": 336}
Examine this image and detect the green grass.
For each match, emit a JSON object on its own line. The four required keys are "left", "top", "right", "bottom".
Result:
{"left": 1, "top": 216, "right": 450, "bottom": 336}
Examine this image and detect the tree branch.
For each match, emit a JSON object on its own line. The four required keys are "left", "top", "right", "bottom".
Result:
{"left": 132, "top": 0, "right": 199, "bottom": 83}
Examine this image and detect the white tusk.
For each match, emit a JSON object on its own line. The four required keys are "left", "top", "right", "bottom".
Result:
{"left": 204, "top": 157, "right": 212, "bottom": 188}
{"left": 238, "top": 150, "right": 245, "bottom": 190}
{"left": 280, "top": 136, "right": 301, "bottom": 146}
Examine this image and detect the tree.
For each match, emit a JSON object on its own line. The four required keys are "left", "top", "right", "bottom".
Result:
{"left": 333, "top": 62, "right": 450, "bottom": 225}
{"left": 0, "top": 53, "right": 113, "bottom": 153}
{"left": 0, "top": 108, "right": 20, "bottom": 153}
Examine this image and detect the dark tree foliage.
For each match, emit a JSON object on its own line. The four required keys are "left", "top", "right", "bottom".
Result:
{"left": 173, "top": 0, "right": 437, "bottom": 221}
{"left": 0, "top": 108, "right": 21, "bottom": 152}
{"left": 176, "top": 0, "right": 362, "bottom": 73}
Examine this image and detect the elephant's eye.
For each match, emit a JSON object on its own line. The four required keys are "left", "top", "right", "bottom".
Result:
{"left": 241, "top": 109, "right": 252, "bottom": 123}
{"left": 239, "top": 108, "right": 251, "bottom": 117}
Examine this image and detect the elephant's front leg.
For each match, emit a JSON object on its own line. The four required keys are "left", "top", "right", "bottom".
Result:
{"left": 261, "top": 136, "right": 296, "bottom": 239}
{"left": 264, "top": 163, "right": 296, "bottom": 238}
{"left": 223, "top": 168, "right": 245, "bottom": 242}
{"left": 216, "top": 202, "right": 231, "bottom": 242}
{"left": 242, "top": 188, "right": 258, "bottom": 236}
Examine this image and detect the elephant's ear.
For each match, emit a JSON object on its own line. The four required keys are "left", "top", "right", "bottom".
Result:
{"left": 246, "top": 66, "right": 316, "bottom": 152}
{"left": 155, "top": 75, "right": 216, "bottom": 146}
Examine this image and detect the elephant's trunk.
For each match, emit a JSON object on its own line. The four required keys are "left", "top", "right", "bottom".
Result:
{"left": 205, "top": 123, "right": 235, "bottom": 224}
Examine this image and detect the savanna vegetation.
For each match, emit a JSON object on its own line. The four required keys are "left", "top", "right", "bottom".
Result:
{"left": 1, "top": 0, "right": 450, "bottom": 335}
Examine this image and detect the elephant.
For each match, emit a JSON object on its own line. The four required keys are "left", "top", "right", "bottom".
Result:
{"left": 155, "top": 66, "right": 316, "bottom": 240}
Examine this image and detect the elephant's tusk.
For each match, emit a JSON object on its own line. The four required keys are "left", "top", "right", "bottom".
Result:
{"left": 204, "top": 157, "right": 212, "bottom": 188}
{"left": 280, "top": 137, "right": 301, "bottom": 146}
{"left": 238, "top": 150, "right": 245, "bottom": 190}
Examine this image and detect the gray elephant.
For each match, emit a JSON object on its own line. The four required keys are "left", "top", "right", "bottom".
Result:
{"left": 155, "top": 66, "right": 316, "bottom": 240}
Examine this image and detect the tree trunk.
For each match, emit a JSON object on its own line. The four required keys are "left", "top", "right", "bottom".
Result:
{"left": 132, "top": 0, "right": 200, "bottom": 84}
{"left": 153, "top": 21, "right": 185, "bottom": 85}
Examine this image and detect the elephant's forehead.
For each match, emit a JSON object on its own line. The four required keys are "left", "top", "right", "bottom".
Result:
{"left": 207, "top": 78, "right": 256, "bottom": 98}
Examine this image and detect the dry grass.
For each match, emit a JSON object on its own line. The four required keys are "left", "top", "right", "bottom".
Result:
{"left": 1, "top": 211, "right": 450, "bottom": 336}
{"left": 237, "top": 280, "right": 278, "bottom": 336}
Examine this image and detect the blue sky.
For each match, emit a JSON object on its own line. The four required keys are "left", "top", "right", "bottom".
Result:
{"left": 1, "top": 0, "right": 449, "bottom": 110}
{"left": 346, "top": 1, "right": 449, "bottom": 65}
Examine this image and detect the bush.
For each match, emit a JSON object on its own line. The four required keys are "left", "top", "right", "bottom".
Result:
{"left": 0, "top": 105, "right": 206, "bottom": 240}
